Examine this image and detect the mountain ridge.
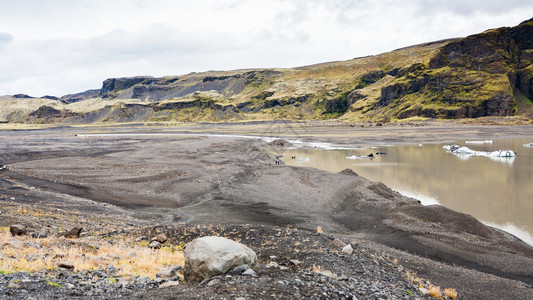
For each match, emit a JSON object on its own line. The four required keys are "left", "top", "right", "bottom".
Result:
{"left": 1, "top": 19, "right": 532, "bottom": 124}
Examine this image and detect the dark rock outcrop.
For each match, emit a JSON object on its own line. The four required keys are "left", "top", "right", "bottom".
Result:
{"left": 516, "top": 65, "right": 533, "bottom": 98}
{"left": 30, "top": 106, "right": 62, "bottom": 118}
{"left": 100, "top": 76, "right": 155, "bottom": 97}
{"left": 12, "top": 94, "right": 33, "bottom": 99}
{"left": 376, "top": 19, "right": 533, "bottom": 120}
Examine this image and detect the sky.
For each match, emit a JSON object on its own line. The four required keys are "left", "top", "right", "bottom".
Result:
{"left": 1, "top": 0, "right": 532, "bottom": 97}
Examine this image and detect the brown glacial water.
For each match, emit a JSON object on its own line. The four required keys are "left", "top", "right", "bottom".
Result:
{"left": 281, "top": 138, "right": 533, "bottom": 245}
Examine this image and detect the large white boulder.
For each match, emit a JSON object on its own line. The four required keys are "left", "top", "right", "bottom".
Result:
{"left": 184, "top": 236, "right": 257, "bottom": 281}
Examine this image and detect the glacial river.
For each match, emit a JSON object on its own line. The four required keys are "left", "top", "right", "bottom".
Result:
{"left": 281, "top": 138, "right": 533, "bottom": 245}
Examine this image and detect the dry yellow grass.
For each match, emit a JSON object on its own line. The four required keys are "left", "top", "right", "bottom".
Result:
{"left": 428, "top": 285, "right": 442, "bottom": 299}
{"left": 444, "top": 287, "right": 458, "bottom": 299}
{"left": 0, "top": 229, "right": 183, "bottom": 278}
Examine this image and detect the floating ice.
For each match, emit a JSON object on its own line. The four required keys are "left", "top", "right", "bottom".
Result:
{"left": 465, "top": 140, "right": 493, "bottom": 144}
{"left": 346, "top": 154, "right": 375, "bottom": 160}
{"left": 443, "top": 145, "right": 516, "bottom": 164}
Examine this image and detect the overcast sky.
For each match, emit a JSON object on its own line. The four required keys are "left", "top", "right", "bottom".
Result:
{"left": 1, "top": 0, "right": 532, "bottom": 97}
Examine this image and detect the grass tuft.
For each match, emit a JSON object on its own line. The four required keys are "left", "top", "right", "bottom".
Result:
{"left": 444, "top": 287, "right": 458, "bottom": 299}
{"left": 428, "top": 285, "right": 442, "bottom": 299}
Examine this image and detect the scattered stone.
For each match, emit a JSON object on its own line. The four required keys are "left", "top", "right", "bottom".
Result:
{"left": 242, "top": 269, "right": 257, "bottom": 277}
{"left": 31, "top": 231, "right": 47, "bottom": 239}
{"left": 289, "top": 259, "right": 302, "bottom": 266}
{"left": 57, "top": 261, "right": 75, "bottom": 270}
{"left": 419, "top": 287, "right": 429, "bottom": 295}
{"left": 156, "top": 266, "right": 182, "bottom": 279}
{"left": 135, "top": 236, "right": 147, "bottom": 242}
{"left": 10, "top": 224, "right": 26, "bottom": 236}
{"left": 235, "top": 297, "right": 246, "bottom": 300}
{"left": 151, "top": 233, "right": 168, "bottom": 243}
{"left": 231, "top": 265, "right": 251, "bottom": 275}
{"left": 207, "top": 278, "right": 221, "bottom": 287}
{"left": 24, "top": 242, "right": 41, "bottom": 249}
{"left": 148, "top": 241, "right": 161, "bottom": 249}
{"left": 184, "top": 236, "right": 258, "bottom": 281}
{"left": 7, "top": 280, "right": 20, "bottom": 289}
{"left": 159, "top": 281, "right": 180, "bottom": 289}
{"left": 342, "top": 244, "right": 354, "bottom": 255}
{"left": 337, "top": 275, "right": 349, "bottom": 281}
{"left": 64, "top": 283, "right": 75, "bottom": 290}
{"left": 330, "top": 238, "right": 347, "bottom": 247}
{"left": 64, "top": 227, "right": 83, "bottom": 238}
{"left": 265, "top": 262, "right": 279, "bottom": 268}
{"left": 317, "top": 270, "right": 337, "bottom": 279}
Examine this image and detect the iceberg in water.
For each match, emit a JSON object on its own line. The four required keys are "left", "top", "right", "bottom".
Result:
{"left": 443, "top": 145, "right": 516, "bottom": 164}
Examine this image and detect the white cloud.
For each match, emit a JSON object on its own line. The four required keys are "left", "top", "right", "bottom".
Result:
{"left": 0, "top": 0, "right": 532, "bottom": 96}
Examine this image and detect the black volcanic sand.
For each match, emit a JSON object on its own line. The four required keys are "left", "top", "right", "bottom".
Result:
{"left": 1, "top": 123, "right": 533, "bottom": 299}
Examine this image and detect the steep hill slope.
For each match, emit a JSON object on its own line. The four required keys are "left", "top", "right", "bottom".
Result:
{"left": 1, "top": 18, "right": 532, "bottom": 124}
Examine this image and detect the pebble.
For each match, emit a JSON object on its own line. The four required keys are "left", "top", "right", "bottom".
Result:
{"left": 242, "top": 269, "right": 257, "bottom": 277}
{"left": 289, "top": 259, "right": 302, "bottom": 266}
{"left": 159, "top": 281, "right": 180, "bottom": 289}
{"left": 57, "top": 261, "right": 75, "bottom": 270}
{"left": 342, "top": 244, "right": 353, "bottom": 255}
{"left": 148, "top": 241, "right": 161, "bottom": 249}
{"left": 31, "top": 231, "right": 48, "bottom": 239}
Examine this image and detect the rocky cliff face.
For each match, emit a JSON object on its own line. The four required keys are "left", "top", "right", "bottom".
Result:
{"left": 373, "top": 18, "right": 533, "bottom": 120}
{"left": 3, "top": 19, "right": 533, "bottom": 124}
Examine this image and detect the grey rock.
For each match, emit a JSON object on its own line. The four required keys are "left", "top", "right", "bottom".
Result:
{"left": 184, "top": 236, "right": 258, "bottom": 281}
{"left": 242, "top": 269, "right": 257, "bottom": 277}
{"left": 231, "top": 265, "right": 250, "bottom": 275}
{"left": 156, "top": 268, "right": 177, "bottom": 278}
{"left": 159, "top": 280, "right": 180, "bottom": 288}
{"left": 289, "top": 259, "right": 302, "bottom": 266}
{"left": 330, "top": 238, "right": 347, "bottom": 247}
{"left": 7, "top": 280, "right": 21, "bottom": 288}
{"left": 207, "top": 278, "right": 221, "bottom": 287}
{"left": 265, "top": 262, "right": 279, "bottom": 268}
{"left": 31, "top": 231, "right": 47, "bottom": 239}
{"left": 151, "top": 233, "right": 168, "bottom": 243}
{"left": 64, "top": 282, "right": 75, "bottom": 290}
{"left": 148, "top": 241, "right": 161, "bottom": 249}
{"left": 58, "top": 261, "right": 75, "bottom": 270}
{"left": 64, "top": 227, "right": 83, "bottom": 238}
{"left": 10, "top": 224, "right": 26, "bottom": 236}
{"left": 342, "top": 244, "right": 354, "bottom": 255}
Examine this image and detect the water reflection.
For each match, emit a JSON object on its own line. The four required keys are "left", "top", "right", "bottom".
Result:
{"left": 281, "top": 138, "right": 533, "bottom": 245}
